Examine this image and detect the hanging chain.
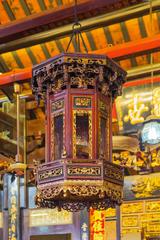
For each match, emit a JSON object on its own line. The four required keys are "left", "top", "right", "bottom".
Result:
{"left": 66, "top": 0, "right": 88, "bottom": 53}
{"left": 149, "top": 0, "right": 154, "bottom": 114}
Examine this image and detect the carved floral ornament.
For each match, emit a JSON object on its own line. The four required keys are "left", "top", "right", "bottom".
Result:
{"left": 36, "top": 180, "right": 123, "bottom": 212}
{"left": 32, "top": 53, "right": 126, "bottom": 102}
{"left": 35, "top": 160, "right": 124, "bottom": 211}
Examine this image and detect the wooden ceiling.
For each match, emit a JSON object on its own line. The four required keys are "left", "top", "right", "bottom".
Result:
{"left": 0, "top": 0, "right": 159, "bottom": 76}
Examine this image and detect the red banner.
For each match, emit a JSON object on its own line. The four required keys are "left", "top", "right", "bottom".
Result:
{"left": 90, "top": 209, "right": 105, "bottom": 240}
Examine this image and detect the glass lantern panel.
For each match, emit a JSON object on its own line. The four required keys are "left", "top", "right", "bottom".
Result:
{"left": 141, "top": 121, "right": 160, "bottom": 145}
{"left": 76, "top": 113, "right": 89, "bottom": 159}
{"left": 54, "top": 114, "right": 63, "bottom": 160}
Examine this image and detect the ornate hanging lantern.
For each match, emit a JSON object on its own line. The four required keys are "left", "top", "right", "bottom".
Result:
{"left": 32, "top": 52, "right": 126, "bottom": 211}
{"left": 32, "top": 0, "right": 126, "bottom": 212}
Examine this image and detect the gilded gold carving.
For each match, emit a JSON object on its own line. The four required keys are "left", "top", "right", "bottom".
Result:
{"left": 67, "top": 166, "right": 101, "bottom": 176}
{"left": 37, "top": 179, "right": 122, "bottom": 202}
{"left": 146, "top": 222, "right": 160, "bottom": 233}
{"left": 104, "top": 166, "right": 123, "bottom": 182}
{"left": 121, "top": 200, "right": 160, "bottom": 236}
{"left": 140, "top": 213, "right": 160, "bottom": 222}
{"left": 74, "top": 97, "right": 92, "bottom": 108}
{"left": 39, "top": 167, "right": 63, "bottom": 180}
{"left": 122, "top": 216, "right": 138, "bottom": 227}
{"left": 121, "top": 228, "right": 140, "bottom": 235}
{"left": 121, "top": 202, "right": 143, "bottom": 214}
{"left": 145, "top": 201, "right": 160, "bottom": 212}
{"left": 131, "top": 176, "right": 160, "bottom": 198}
{"left": 65, "top": 56, "right": 106, "bottom": 65}
{"left": 32, "top": 53, "right": 126, "bottom": 101}
{"left": 52, "top": 99, "right": 64, "bottom": 112}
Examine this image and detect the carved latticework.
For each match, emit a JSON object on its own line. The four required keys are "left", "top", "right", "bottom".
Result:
{"left": 32, "top": 53, "right": 126, "bottom": 211}
{"left": 32, "top": 53, "right": 125, "bottom": 101}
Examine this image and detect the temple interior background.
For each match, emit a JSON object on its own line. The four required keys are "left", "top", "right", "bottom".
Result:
{"left": 0, "top": 0, "right": 160, "bottom": 239}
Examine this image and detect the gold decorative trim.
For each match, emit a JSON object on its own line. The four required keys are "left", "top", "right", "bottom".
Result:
{"left": 51, "top": 99, "right": 64, "bottom": 112}
{"left": 37, "top": 179, "right": 122, "bottom": 200}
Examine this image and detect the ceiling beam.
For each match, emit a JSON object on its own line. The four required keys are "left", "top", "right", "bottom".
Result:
{"left": 0, "top": 0, "right": 142, "bottom": 44}
{"left": 0, "top": 0, "right": 157, "bottom": 54}
{"left": 94, "top": 33, "right": 160, "bottom": 59}
{"left": 0, "top": 34, "right": 160, "bottom": 86}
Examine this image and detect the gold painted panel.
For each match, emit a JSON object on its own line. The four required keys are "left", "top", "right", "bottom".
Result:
{"left": 29, "top": 209, "right": 72, "bottom": 227}
{"left": 146, "top": 222, "right": 160, "bottom": 233}
{"left": 122, "top": 228, "right": 140, "bottom": 235}
{"left": 145, "top": 201, "right": 160, "bottom": 212}
{"left": 140, "top": 213, "right": 160, "bottom": 222}
{"left": 121, "top": 202, "right": 144, "bottom": 214}
{"left": 121, "top": 199, "right": 160, "bottom": 236}
{"left": 122, "top": 216, "right": 139, "bottom": 227}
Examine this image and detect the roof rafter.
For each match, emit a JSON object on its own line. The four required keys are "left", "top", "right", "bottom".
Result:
{"left": 0, "top": 0, "right": 153, "bottom": 53}
{"left": 0, "top": 33, "right": 160, "bottom": 86}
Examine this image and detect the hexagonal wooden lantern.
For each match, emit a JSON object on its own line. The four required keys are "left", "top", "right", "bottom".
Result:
{"left": 32, "top": 53, "right": 126, "bottom": 211}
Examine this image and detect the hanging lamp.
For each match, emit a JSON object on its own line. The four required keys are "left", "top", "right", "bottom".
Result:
{"left": 32, "top": 0, "right": 126, "bottom": 211}
{"left": 140, "top": 0, "right": 160, "bottom": 148}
